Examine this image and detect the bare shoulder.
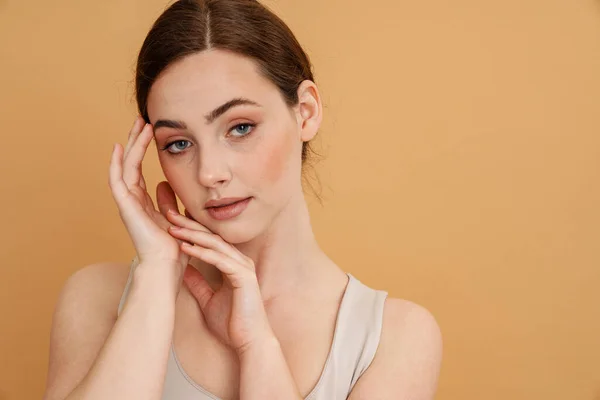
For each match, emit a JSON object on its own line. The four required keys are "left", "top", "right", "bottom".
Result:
{"left": 58, "top": 261, "right": 132, "bottom": 313}
{"left": 381, "top": 297, "right": 442, "bottom": 354}
{"left": 348, "top": 296, "right": 443, "bottom": 400}
{"left": 43, "top": 261, "right": 132, "bottom": 400}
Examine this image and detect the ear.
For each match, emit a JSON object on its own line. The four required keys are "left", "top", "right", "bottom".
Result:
{"left": 295, "top": 80, "right": 322, "bottom": 142}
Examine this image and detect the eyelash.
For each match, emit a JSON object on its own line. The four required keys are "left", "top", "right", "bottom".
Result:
{"left": 160, "top": 123, "right": 257, "bottom": 155}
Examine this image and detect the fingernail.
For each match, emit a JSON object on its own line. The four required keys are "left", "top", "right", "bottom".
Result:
{"left": 167, "top": 209, "right": 178, "bottom": 215}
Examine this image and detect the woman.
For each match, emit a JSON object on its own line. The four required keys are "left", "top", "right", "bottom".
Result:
{"left": 43, "top": 1, "right": 442, "bottom": 399}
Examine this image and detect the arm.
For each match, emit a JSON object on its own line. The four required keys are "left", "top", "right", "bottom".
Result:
{"left": 236, "top": 299, "right": 442, "bottom": 400}
{"left": 347, "top": 299, "right": 443, "bottom": 400}
{"left": 43, "top": 262, "right": 176, "bottom": 400}
{"left": 166, "top": 218, "right": 303, "bottom": 400}
{"left": 238, "top": 335, "right": 302, "bottom": 400}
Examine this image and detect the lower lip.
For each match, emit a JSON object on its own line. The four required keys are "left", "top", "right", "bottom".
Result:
{"left": 206, "top": 198, "right": 252, "bottom": 221}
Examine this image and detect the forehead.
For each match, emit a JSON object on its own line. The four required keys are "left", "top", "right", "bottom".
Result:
{"left": 147, "top": 49, "right": 279, "bottom": 120}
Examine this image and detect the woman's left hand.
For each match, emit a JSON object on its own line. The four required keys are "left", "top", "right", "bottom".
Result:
{"left": 165, "top": 209, "right": 274, "bottom": 356}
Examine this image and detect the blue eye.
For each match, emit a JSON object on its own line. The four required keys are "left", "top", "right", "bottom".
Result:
{"left": 161, "top": 123, "right": 255, "bottom": 156}
{"left": 163, "top": 140, "right": 191, "bottom": 155}
{"left": 230, "top": 123, "right": 256, "bottom": 138}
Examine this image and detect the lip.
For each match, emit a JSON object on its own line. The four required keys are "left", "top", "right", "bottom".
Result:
{"left": 205, "top": 197, "right": 249, "bottom": 208}
{"left": 206, "top": 197, "right": 252, "bottom": 221}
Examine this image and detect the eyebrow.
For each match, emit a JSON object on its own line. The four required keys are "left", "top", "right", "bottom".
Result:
{"left": 153, "top": 97, "right": 261, "bottom": 131}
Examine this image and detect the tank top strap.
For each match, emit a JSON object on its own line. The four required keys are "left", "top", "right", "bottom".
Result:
{"left": 311, "top": 273, "right": 388, "bottom": 399}
{"left": 345, "top": 274, "right": 388, "bottom": 389}
{"left": 116, "top": 261, "right": 388, "bottom": 400}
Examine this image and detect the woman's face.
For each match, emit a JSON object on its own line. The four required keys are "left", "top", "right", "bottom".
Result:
{"left": 146, "top": 49, "right": 313, "bottom": 243}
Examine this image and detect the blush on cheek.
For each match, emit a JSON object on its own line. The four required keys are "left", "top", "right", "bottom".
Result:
{"left": 260, "top": 133, "right": 294, "bottom": 185}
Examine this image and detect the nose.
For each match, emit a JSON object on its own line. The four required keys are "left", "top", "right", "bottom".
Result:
{"left": 197, "top": 146, "right": 232, "bottom": 189}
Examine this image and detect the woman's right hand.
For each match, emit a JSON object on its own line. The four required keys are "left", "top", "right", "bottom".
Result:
{"left": 108, "top": 116, "right": 190, "bottom": 289}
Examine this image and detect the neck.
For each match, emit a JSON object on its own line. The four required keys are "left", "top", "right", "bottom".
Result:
{"left": 234, "top": 193, "right": 330, "bottom": 302}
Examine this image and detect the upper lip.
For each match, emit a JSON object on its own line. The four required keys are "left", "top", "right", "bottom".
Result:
{"left": 204, "top": 197, "right": 249, "bottom": 208}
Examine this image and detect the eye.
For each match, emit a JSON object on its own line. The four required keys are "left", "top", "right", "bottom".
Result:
{"left": 162, "top": 140, "right": 192, "bottom": 155}
{"left": 229, "top": 123, "right": 256, "bottom": 138}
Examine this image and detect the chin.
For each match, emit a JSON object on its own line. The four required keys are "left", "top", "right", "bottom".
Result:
{"left": 185, "top": 202, "right": 271, "bottom": 245}
{"left": 213, "top": 227, "right": 251, "bottom": 244}
{"left": 198, "top": 216, "right": 264, "bottom": 245}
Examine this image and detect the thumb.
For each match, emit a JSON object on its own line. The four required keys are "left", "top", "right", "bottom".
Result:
{"left": 156, "top": 181, "right": 179, "bottom": 216}
{"left": 183, "top": 265, "right": 213, "bottom": 312}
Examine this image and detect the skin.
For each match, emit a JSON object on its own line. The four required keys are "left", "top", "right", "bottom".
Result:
{"left": 42, "top": 48, "right": 442, "bottom": 400}
{"left": 146, "top": 48, "right": 331, "bottom": 302}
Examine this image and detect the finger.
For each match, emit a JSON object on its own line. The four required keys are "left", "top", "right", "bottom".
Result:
{"left": 166, "top": 209, "right": 212, "bottom": 233}
{"left": 180, "top": 243, "right": 251, "bottom": 288}
{"left": 172, "top": 228, "right": 250, "bottom": 267}
{"left": 172, "top": 225, "right": 250, "bottom": 267}
{"left": 140, "top": 173, "right": 147, "bottom": 191}
{"left": 109, "top": 143, "right": 155, "bottom": 231}
{"left": 123, "top": 123, "right": 153, "bottom": 188}
{"left": 124, "top": 116, "right": 145, "bottom": 160}
{"left": 183, "top": 265, "right": 214, "bottom": 312}
{"left": 122, "top": 122, "right": 151, "bottom": 186}
{"left": 124, "top": 117, "right": 149, "bottom": 190}
{"left": 108, "top": 143, "right": 129, "bottom": 202}
{"left": 169, "top": 212, "right": 250, "bottom": 264}
{"left": 137, "top": 155, "right": 147, "bottom": 191}
{"left": 156, "top": 181, "right": 179, "bottom": 217}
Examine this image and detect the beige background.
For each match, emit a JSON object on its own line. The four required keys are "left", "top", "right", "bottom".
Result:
{"left": 1, "top": 0, "right": 599, "bottom": 399}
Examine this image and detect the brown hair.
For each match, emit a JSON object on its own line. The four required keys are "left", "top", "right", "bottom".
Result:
{"left": 135, "top": 0, "right": 322, "bottom": 198}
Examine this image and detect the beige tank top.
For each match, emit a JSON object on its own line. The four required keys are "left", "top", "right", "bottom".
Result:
{"left": 117, "top": 256, "right": 388, "bottom": 400}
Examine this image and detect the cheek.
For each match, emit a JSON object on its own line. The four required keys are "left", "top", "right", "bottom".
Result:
{"left": 257, "top": 132, "right": 295, "bottom": 186}
{"left": 160, "top": 161, "right": 194, "bottom": 203}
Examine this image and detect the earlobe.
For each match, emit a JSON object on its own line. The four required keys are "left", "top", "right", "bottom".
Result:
{"left": 296, "top": 80, "right": 322, "bottom": 142}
